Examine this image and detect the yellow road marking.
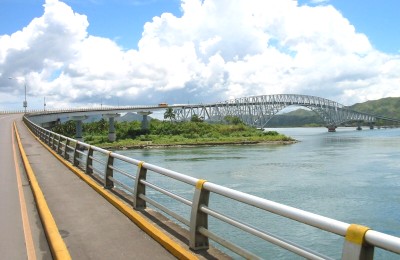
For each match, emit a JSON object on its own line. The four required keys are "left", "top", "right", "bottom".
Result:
{"left": 14, "top": 122, "right": 71, "bottom": 260}
{"left": 11, "top": 125, "right": 36, "bottom": 260}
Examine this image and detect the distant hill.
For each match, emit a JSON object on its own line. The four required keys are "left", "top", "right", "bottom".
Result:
{"left": 116, "top": 112, "right": 153, "bottom": 122}
{"left": 349, "top": 97, "right": 400, "bottom": 119}
{"left": 268, "top": 109, "right": 323, "bottom": 127}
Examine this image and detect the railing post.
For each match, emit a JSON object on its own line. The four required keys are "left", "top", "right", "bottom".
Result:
{"left": 51, "top": 133, "right": 56, "bottom": 150}
{"left": 104, "top": 152, "right": 114, "bottom": 189}
{"left": 189, "top": 179, "right": 210, "bottom": 250}
{"left": 56, "top": 135, "right": 62, "bottom": 154}
{"left": 64, "top": 139, "right": 70, "bottom": 160}
{"left": 73, "top": 142, "right": 80, "bottom": 167}
{"left": 85, "top": 146, "right": 93, "bottom": 174}
{"left": 133, "top": 161, "right": 147, "bottom": 209}
{"left": 342, "top": 224, "right": 374, "bottom": 260}
{"left": 38, "top": 127, "right": 43, "bottom": 141}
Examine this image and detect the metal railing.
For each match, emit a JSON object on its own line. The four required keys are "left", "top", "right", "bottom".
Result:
{"left": 23, "top": 116, "right": 400, "bottom": 259}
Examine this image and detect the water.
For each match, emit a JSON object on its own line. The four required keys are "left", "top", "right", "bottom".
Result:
{"left": 115, "top": 127, "right": 400, "bottom": 259}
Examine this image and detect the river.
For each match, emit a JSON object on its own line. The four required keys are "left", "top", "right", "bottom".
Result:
{"left": 115, "top": 127, "right": 400, "bottom": 259}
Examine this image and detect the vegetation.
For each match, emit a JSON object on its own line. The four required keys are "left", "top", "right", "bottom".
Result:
{"left": 163, "top": 107, "right": 176, "bottom": 121}
{"left": 52, "top": 116, "right": 295, "bottom": 149}
{"left": 268, "top": 109, "right": 324, "bottom": 127}
{"left": 349, "top": 97, "right": 400, "bottom": 119}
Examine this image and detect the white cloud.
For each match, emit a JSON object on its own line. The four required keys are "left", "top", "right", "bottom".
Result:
{"left": 1, "top": 0, "right": 400, "bottom": 111}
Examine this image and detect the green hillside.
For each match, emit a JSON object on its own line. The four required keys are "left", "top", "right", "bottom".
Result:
{"left": 268, "top": 109, "right": 323, "bottom": 127}
{"left": 349, "top": 97, "right": 400, "bottom": 119}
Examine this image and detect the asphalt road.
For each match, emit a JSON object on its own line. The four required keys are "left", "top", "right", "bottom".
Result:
{"left": 0, "top": 113, "right": 51, "bottom": 259}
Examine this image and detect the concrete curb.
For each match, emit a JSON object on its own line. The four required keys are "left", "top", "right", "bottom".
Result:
{"left": 14, "top": 122, "right": 71, "bottom": 260}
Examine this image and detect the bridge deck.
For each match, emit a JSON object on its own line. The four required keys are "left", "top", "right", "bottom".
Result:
{"left": 3, "top": 115, "right": 179, "bottom": 259}
{"left": 0, "top": 114, "right": 51, "bottom": 259}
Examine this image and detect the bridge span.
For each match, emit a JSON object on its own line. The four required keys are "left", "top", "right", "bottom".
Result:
{"left": 173, "top": 94, "right": 400, "bottom": 131}
{"left": 3, "top": 94, "right": 398, "bottom": 138}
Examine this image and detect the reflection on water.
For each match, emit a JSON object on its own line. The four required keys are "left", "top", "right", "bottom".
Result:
{"left": 166, "top": 156, "right": 246, "bottom": 162}
{"left": 116, "top": 127, "right": 400, "bottom": 259}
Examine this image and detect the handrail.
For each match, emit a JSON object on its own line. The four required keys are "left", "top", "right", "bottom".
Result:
{"left": 23, "top": 116, "right": 400, "bottom": 259}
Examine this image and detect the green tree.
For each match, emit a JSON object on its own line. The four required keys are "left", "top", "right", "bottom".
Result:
{"left": 52, "top": 120, "right": 76, "bottom": 137}
{"left": 164, "top": 107, "right": 176, "bottom": 121}
{"left": 190, "top": 114, "right": 203, "bottom": 122}
{"left": 224, "top": 116, "right": 243, "bottom": 125}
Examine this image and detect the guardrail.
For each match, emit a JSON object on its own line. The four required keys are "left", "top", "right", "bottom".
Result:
{"left": 23, "top": 116, "right": 400, "bottom": 259}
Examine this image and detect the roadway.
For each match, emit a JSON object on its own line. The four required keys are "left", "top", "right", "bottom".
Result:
{"left": 0, "top": 113, "right": 50, "bottom": 259}
{"left": 0, "top": 114, "right": 178, "bottom": 259}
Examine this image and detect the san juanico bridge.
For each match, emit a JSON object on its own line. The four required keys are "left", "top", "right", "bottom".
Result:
{"left": 1, "top": 94, "right": 400, "bottom": 259}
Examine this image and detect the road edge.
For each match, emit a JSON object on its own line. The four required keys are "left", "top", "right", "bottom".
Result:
{"left": 13, "top": 121, "right": 72, "bottom": 260}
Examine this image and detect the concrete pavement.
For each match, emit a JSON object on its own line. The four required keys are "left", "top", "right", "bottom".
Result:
{"left": 0, "top": 114, "right": 51, "bottom": 259}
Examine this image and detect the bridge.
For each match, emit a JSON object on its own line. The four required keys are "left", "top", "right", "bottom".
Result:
{"left": 2, "top": 95, "right": 400, "bottom": 259}
{"left": 4, "top": 94, "right": 399, "bottom": 140}
{"left": 173, "top": 94, "right": 400, "bottom": 131}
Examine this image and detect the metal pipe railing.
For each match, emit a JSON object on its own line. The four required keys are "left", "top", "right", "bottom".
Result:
{"left": 23, "top": 116, "right": 400, "bottom": 259}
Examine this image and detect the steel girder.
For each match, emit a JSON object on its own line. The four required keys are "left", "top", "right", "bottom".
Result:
{"left": 174, "top": 94, "right": 376, "bottom": 128}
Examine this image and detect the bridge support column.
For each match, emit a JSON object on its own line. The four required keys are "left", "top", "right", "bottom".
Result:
{"left": 138, "top": 111, "right": 152, "bottom": 131}
{"left": 103, "top": 113, "right": 120, "bottom": 142}
{"left": 369, "top": 123, "right": 374, "bottom": 130}
{"left": 70, "top": 116, "right": 88, "bottom": 142}
{"left": 327, "top": 125, "right": 337, "bottom": 132}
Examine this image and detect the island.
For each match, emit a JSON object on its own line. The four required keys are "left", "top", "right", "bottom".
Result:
{"left": 51, "top": 114, "right": 296, "bottom": 150}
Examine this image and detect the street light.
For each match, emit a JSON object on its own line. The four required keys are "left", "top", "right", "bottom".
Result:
{"left": 8, "top": 77, "right": 27, "bottom": 113}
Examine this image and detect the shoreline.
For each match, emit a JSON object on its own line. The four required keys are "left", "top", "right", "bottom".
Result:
{"left": 100, "top": 139, "right": 298, "bottom": 150}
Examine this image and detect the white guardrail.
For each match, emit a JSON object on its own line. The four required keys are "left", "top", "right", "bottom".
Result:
{"left": 23, "top": 116, "right": 400, "bottom": 259}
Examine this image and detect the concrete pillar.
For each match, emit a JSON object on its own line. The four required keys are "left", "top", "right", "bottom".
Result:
{"left": 70, "top": 116, "right": 88, "bottom": 141}
{"left": 103, "top": 113, "right": 120, "bottom": 142}
{"left": 327, "top": 125, "right": 337, "bottom": 132}
{"left": 138, "top": 111, "right": 153, "bottom": 130}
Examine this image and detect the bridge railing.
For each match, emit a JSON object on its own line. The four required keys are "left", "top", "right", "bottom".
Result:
{"left": 23, "top": 116, "right": 400, "bottom": 259}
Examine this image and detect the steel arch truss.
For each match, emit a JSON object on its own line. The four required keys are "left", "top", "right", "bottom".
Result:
{"left": 174, "top": 94, "right": 376, "bottom": 128}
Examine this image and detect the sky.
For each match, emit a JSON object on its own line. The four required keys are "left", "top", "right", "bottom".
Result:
{"left": 0, "top": 0, "right": 399, "bottom": 111}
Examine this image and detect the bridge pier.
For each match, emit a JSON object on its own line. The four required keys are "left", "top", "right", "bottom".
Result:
{"left": 70, "top": 116, "right": 88, "bottom": 142}
{"left": 368, "top": 122, "right": 375, "bottom": 130}
{"left": 103, "top": 114, "right": 120, "bottom": 142}
{"left": 327, "top": 126, "right": 337, "bottom": 132}
{"left": 138, "top": 111, "right": 152, "bottom": 130}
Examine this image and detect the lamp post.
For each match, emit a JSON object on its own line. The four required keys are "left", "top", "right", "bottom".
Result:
{"left": 8, "top": 77, "right": 27, "bottom": 113}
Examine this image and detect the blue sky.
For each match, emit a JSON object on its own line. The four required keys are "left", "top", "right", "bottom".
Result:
{"left": 1, "top": 0, "right": 182, "bottom": 50}
{"left": 0, "top": 0, "right": 399, "bottom": 110}
{"left": 1, "top": 0, "right": 398, "bottom": 53}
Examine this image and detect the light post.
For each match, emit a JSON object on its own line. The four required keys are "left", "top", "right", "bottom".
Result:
{"left": 8, "top": 77, "right": 27, "bottom": 113}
